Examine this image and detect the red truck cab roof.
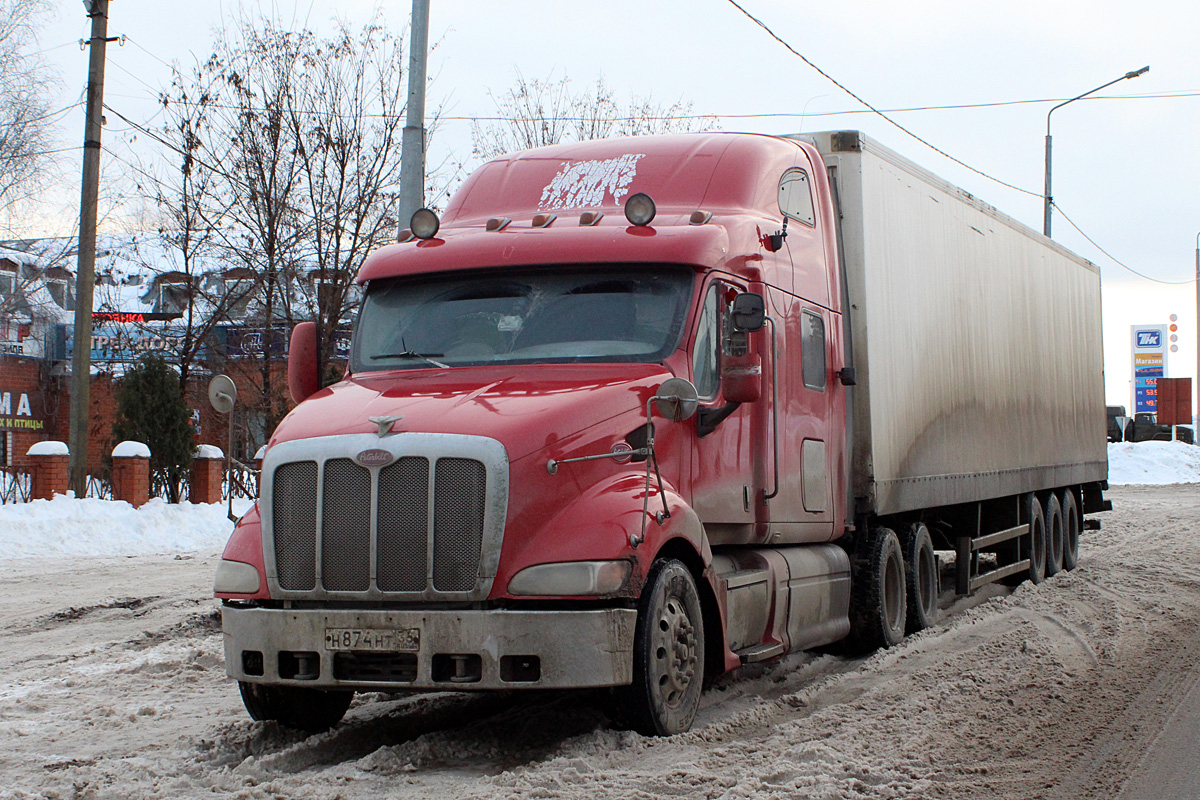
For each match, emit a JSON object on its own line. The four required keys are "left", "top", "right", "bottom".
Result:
{"left": 358, "top": 132, "right": 834, "bottom": 303}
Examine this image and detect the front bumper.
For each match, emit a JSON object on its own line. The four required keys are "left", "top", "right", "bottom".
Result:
{"left": 222, "top": 605, "right": 636, "bottom": 691}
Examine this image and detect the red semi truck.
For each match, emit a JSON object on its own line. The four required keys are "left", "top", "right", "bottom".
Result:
{"left": 214, "top": 130, "right": 1109, "bottom": 735}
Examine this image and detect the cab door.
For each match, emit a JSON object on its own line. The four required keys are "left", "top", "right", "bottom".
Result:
{"left": 689, "top": 278, "right": 759, "bottom": 543}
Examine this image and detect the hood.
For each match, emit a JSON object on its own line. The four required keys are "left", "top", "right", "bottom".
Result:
{"left": 269, "top": 363, "right": 674, "bottom": 463}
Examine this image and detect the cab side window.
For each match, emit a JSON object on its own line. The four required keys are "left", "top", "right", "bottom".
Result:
{"left": 692, "top": 286, "right": 721, "bottom": 400}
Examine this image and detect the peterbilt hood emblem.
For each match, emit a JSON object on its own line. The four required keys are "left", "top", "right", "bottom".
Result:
{"left": 355, "top": 449, "right": 395, "bottom": 467}
{"left": 368, "top": 415, "right": 403, "bottom": 437}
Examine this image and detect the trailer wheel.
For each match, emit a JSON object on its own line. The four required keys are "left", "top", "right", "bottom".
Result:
{"left": 847, "top": 527, "right": 906, "bottom": 652}
{"left": 622, "top": 559, "right": 705, "bottom": 736}
{"left": 1060, "top": 489, "right": 1080, "bottom": 570}
{"left": 238, "top": 682, "right": 353, "bottom": 733}
{"left": 1043, "top": 493, "right": 1064, "bottom": 577}
{"left": 902, "top": 523, "right": 938, "bottom": 634}
{"left": 1025, "top": 494, "right": 1047, "bottom": 585}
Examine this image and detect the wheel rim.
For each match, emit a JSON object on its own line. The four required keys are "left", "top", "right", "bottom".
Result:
{"left": 652, "top": 594, "right": 697, "bottom": 708}
{"left": 1064, "top": 501, "right": 1080, "bottom": 565}
{"left": 884, "top": 551, "right": 904, "bottom": 633}
{"left": 1032, "top": 518, "right": 1046, "bottom": 572}
{"left": 917, "top": 544, "right": 937, "bottom": 615}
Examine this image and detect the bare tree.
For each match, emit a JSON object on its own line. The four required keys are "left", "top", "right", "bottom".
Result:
{"left": 0, "top": 0, "right": 56, "bottom": 232}
{"left": 471, "top": 72, "right": 718, "bottom": 160}
{"left": 287, "top": 17, "right": 406, "bottom": 384}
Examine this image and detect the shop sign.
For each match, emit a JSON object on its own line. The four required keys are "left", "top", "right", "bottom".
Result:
{"left": 0, "top": 389, "right": 45, "bottom": 431}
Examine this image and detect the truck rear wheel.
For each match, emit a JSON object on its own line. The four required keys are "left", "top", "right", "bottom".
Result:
{"left": 1060, "top": 489, "right": 1080, "bottom": 570}
{"left": 622, "top": 558, "right": 705, "bottom": 736}
{"left": 238, "top": 682, "right": 353, "bottom": 733}
{"left": 1044, "top": 493, "right": 1064, "bottom": 577}
{"left": 847, "top": 527, "right": 906, "bottom": 652}
{"left": 902, "top": 523, "right": 938, "bottom": 634}
{"left": 1025, "top": 493, "right": 1047, "bottom": 585}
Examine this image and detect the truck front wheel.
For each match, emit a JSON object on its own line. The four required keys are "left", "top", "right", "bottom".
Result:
{"left": 238, "top": 682, "right": 353, "bottom": 733}
{"left": 622, "top": 558, "right": 705, "bottom": 736}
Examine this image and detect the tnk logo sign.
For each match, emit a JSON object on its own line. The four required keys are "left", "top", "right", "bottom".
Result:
{"left": 1136, "top": 330, "right": 1162, "bottom": 348}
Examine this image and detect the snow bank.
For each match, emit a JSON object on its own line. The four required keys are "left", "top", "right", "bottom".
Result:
{"left": 0, "top": 495, "right": 252, "bottom": 559}
{"left": 0, "top": 441, "right": 1190, "bottom": 560}
{"left": 1107, "top": 440, "right": 1200, "bottom": 485}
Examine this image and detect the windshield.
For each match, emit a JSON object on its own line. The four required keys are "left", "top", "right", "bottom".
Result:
{"left": 351, "top": 266, "right": 694, "bottom": 372}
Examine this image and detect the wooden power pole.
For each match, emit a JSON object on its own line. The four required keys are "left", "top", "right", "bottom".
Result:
{"left": 69, "top": 0, "right": 112, "bottom": 495}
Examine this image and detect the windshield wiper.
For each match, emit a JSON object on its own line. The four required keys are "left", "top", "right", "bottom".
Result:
{"left": 370, "top": 349, "right": 449, "bottom": 368}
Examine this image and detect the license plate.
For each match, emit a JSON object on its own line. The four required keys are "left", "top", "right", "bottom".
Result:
{"left": 324, "top": 627, "right": 420, "bottom": 652}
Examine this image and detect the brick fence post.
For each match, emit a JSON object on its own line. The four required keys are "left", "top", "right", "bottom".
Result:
{"left": 111, "top": 441, "right": 151, "bottom": 508}
{"left": 190, "top": 444, "right": 225, "bottom": 504}
{"left": 26, "top": 441, "right": 69, "bottom": 500}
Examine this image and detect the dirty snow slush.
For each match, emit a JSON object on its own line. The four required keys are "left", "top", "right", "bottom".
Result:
{"left": 2, "top": 484, "right": 1198, "bottom": 800}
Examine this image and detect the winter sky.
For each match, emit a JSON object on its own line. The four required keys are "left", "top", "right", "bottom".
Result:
{"left": 30, "top": 0, "right": 1200, "bottom": 410}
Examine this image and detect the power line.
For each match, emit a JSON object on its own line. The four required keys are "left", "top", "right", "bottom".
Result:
{"left": 723, "top": 0, "right": 1039, "bottom": 197}
{"left": 1053, "top": 202, "right": 1193, "bottom": 285}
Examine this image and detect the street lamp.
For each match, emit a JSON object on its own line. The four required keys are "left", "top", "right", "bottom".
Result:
{"left": 1043, "top": 66, "right": 1148, "bottom": 237}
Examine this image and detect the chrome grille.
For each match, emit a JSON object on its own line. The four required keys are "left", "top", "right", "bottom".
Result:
{"left": 377, "top": 457, "right": 430, "bottom": 592}
{"left": 321, "top": 459, "right": 372, "bottom": 591}
{"left": 433, "top": 458, "right": 487, "bottom": 592}
{"left": 273, "top": 461, "right": 317, "bottom": 591}
{"left": 264, "top": 435, "right": 504, "bottom": 599}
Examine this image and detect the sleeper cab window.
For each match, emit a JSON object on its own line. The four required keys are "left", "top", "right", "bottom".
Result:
{"left": 778, "top": 167, "right": 816, "bottom": 227}
{"left": 801, "top": 309, "right": 826, "bottom": 391}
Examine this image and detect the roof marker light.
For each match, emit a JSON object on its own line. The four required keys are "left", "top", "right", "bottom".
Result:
{"left": 624, "top": 192, "right": 656, "bottom": 226}
{"left": 410, "top": 208, "right": 440, "bottom": 240}
{"left": 532, "top": 213, "right": 557, "bottom": 228}
{"left": 689, "top": 210, "right": 712, "bottom": 225}
{"left": 579, "top": 211, "right": 604, "bottom": 226}
{"left": 396, "top": 229, "right": 415, "bottom": 243}
{"left": 485, "top": 216, "right": 512, "bottom": 232}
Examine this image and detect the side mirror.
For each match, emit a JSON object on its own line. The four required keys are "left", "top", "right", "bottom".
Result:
{"left": 653, "top": 377, "right": 699, "bottom": 422}
{"left": 288, "top": 321, "right": 319, "bottom": 403}
{"left": 730, "top": 292, "right": 765, "bottom": 332}
{"left": 722, "top": 353, "right": 762, "bottom": 403}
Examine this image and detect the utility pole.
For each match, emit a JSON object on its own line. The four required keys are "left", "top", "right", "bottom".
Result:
{"left": 397, "top": 0, "right": 429, "bottom": 232}
{"left": 69, "top": 0, "right": 113, "bottom": 495}
{"left": 1043, "top": 66, "right": 1148, "bottom": 238}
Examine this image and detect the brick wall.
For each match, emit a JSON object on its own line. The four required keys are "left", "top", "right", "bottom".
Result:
{"left": 0, "top": 356, "right": 51, "bottom": 469}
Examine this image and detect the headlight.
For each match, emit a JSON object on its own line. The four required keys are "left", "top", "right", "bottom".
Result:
{"left": 213, "top": 559, "right": 261, "bottom": 594}
{"left": 508, "top": 560, "right": 632, "bottom": 596}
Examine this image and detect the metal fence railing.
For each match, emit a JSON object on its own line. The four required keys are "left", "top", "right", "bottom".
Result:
{"left": 1, "top": 461, "right": 260, "bottom": 505}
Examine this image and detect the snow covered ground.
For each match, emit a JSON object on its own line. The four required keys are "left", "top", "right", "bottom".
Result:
{"left": 0, "top": 442, "right": 1197, "bottom": 799}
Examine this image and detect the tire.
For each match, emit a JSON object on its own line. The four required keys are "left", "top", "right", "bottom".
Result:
{"left": 1044, "top": 493, "right": 1063, "bottom": 577}
{"left": 901, "top": 523, "right": 938, "bottom": 634}
{"left": 1060, "top": 489, "right": 1080, "bottom": 570}
{"left": 621, "top": 559, "right": 705, "bottom": 736}
{"left": 1025, "top": 494, "right": 1047, "bottom": 585}
{"left": 847, "top": 527, "right": 906, "bottom": 652}
{"left": 238, "top": 682, "right": 353, "bottom": 733}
